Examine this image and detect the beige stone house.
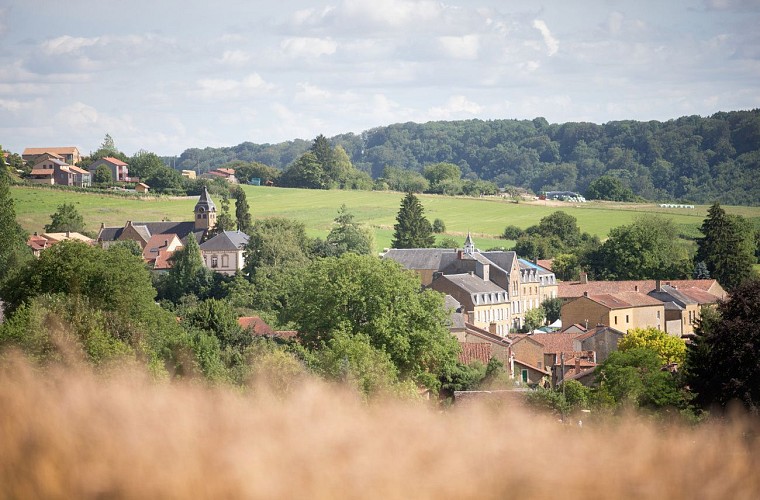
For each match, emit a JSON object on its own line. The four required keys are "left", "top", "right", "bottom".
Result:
{"left": 561, "top": 291, "right": 666, "bottom": 333}
{"left": 22, "top": 147, "right": 81, "bottom": 165}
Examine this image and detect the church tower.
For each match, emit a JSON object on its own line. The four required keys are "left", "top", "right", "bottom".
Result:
{"left": 464, "top": 231, "right": 475, "bottom": 255}
{"left": 194, "top": 186, "right": 217, "bottom": 230}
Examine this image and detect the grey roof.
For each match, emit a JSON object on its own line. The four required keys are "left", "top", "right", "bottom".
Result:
{"left": 648, "top": 285, "right": 698, "bottom": 308}
{"left": 98, "top": 221, "right": 204, "bottom": 244}
{"left": 441, "top": 273, "right": 507, "bottom": 296}
{"left": 200, "top": 230, "right": 250, "bottom": 251}
{"left": 481, "top": 251, "right": 517, "bottom": 272}
{"left": 382, "top": 248, "right": 453, "bottom": 270}
{"left": 444, "top": 295, "right": 466, "bottom": 331}
{"left": 195, "top": 186, "right": 216, "bottom": 213}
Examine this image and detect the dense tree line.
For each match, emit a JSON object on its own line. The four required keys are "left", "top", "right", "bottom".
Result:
{"left": 173, "top": 110, "right": 760, "bottom": 205}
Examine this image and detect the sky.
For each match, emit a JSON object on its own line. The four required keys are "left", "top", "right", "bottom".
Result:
{"left": 1, "top": 0, "right": 759, "bottom": 157}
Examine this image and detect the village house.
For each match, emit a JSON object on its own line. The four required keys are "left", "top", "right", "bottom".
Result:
{"left": 202, "top": 167, "right": 237, "bottom": 183}
{"left": 560, "top": 291, "right": 666, "bottom": 333}
{"left": 647, "top": 282, "right": 721, "bottom": 336}
{"left": 29, "top": 157, "right": 91, "bottom": 187}
{"left": 199, "top": 230, "right": 250, "bottom": 275}
{"left": 22, "top": 147, "right": 81, "bottom": 165}
{"left": 88, "top": 157, "right": 130, "bottom": 183}
{"left": 142, "top": 234, "right": 183, "bottom": 270}
{"left": 557, "top": 275, "right": 726, "bottom": 303}
{"left": 26, "top": 232, "right": 94, "bottom": 257}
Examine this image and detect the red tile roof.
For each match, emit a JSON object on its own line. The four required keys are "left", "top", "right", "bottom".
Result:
{"left": 214, "top": 168, "right": 235, "bottom": 175}
{"left": 676, "top": 287, "right": 720, "bottom": 305}
{"left": 68, "top": 165, "right": 90, "bottom": 174}
{"left": 536, "top": 259, "right": 553, "bottom": 271}
{"left": 102, "top": 156, "right": 128, "bottom": 166}
{"left": 586, "top": 291, "right": 662, "bottom": 309}
{"left": 459, "top": 342, "right": 492, "bottom": 365}
{"left": 528, "top": 333, "right": 583, "bottom": 354}
{"left": 558, "top": 279, "right": 723, "bottom": 298}
{"left": 23, "top": 147, "right": 78, "bottom": 156}
{"left": 30, "top": 168, "right": 54, "bottom": 175}
{"left": 238, "top": 316, "right": 276, "bottom": 336}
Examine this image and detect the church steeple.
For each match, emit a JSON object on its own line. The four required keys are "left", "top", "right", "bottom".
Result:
{"left": 194, "top": 186, "right": 217, "bottom": 230}
{"left": 464, "top": 231, "right": 475, "bottom": 255}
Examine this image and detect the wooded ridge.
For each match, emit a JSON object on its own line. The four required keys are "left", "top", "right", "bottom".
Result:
{"left": 173, "top": 109, "right": 760, "bottom": 206}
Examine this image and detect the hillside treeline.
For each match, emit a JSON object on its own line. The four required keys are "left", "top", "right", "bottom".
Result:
{"left": 174, "top": 110, "right": 760, "bottom": 205}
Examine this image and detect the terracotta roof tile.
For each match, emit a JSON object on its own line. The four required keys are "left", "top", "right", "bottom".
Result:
{"left": 102, "top": 156, "right": 128, "bottom": 166}
{"left": 558, "top": 279, "right": 722, "bottom": 298}
{"left": 238, "top": 316, "right": 276, "bottom": 336}
{"left": 459, "top": 342, "right": 492, "bottom": 365}
{"left": 528, "top": 333, "right": 583, "bottom": 354}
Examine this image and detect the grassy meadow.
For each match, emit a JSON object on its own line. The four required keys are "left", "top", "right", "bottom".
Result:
{"left": 11, "top": 185, "right": 760, "bottom": 252}
{"left": 1, "top": 354, "right": 758, "bottom": 499}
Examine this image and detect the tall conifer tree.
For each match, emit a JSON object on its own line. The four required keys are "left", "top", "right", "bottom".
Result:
{"left": 0, "top": 148, "right": 30, "bottom": 287}
{"left": 695, "top": 202, "right": 757, "bottom": 290}
{"left": 391, "top": 193, "right": 435, "bottom": 249}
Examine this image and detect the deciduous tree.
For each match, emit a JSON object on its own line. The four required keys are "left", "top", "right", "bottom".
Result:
{"left": 44, "top": 203, "right": 86, "bottom": 233}
{"left": 618, "top": 327, "right": 686, "bottom": 366}
{"left": 0, "top": 149, "right": 30, "bottom": 287}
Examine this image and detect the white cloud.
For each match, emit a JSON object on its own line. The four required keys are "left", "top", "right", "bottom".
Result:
{"left": 280, "top": 37, "right": 338, "bottom": 58}
{"left": 438, "top": 35, "right": 480, "bottom": 60}
{"left": 427, "top": 95, "right": 483, "bottom": 120}
{"left": 532, "top": 19, "right": 559, "bottom": 56}
{"left": 219, "top": 50, "right": 251, "bottom": 66}
{"left": 192, "top": 73, "right": 276, "bottom": 99}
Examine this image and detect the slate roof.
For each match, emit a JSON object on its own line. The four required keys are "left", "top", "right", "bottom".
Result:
{"left": 439, "top": 273, "right": 507, "bottom": 296}
{"left": 444, "top": 295, "right": 466, "bottom": 330}
{"left": 195, "top": 186, "right": 216, "bottom": 212}
{"left": 382, "top": 248, "right": 454, "bottom": 270}
{"left": 464, "top": 323, "right": 512, "bottom": 346}
{"left": 199, "top": 230, "right": 249, "bottom": 251}
{"left": 480, "top": 251, "right": 517, "bottom": 273}
{"left": 98, "top": 221, "right": 204, "bottom": 244}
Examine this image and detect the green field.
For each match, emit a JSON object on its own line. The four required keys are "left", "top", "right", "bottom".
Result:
{"left": 11, "top": 185, "right": 760, "bottom": 252}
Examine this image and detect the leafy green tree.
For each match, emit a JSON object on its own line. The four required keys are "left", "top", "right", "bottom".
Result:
{"left": 243, "top": 217, "right": 312, "bottom": 277}
{"left": 541, "top": 297, "right": 563, "bottom": 323}
{"left": 440, "top": 361, "right": 487, "bottom": 394}
{"left": 596, "top": 347, "right": 688, "bottom": 410}
{"left": 686, "top": 279, "right": 760, "bottom": 413}
{"left": 536, "top": 211, "right": 582, "bottom": 247}
{"left": 160, "top": 236, "right": 213, "bottom": 302}
{"left": 423, "top": 162, "right": 462, "bottom": 194}
{"left": 524, "top": 306, "right": 546, "bottom": 331}
{"left": 185, "top": 298, "right": 250, "bottom": 351}
{"left": 144, "top": 165, "right": 184, "bottom": 192}
{"left": 586, "top": 176, "right": 635, "bottom": 201}
{"left": 501, "top": 225, "right": 524, "bottom": 240}
{"left": 695, "top": 202, "right": 757, "bottom": 290}
{"left": 0, "top": 149, "right": 30, "bottom": 287}
{"left": 391, "top": 193, "right": 435, "bottom": 248}
{"left": 551, "top": 253, "right": 580, "bottom": 281}
{"left": 284, "top": 254, "right": 460, "bottom": 389}
{"left": 128, "top": 150, "right": 165, "bottom": 180}
{"left": 44, "top": 203, "right": 86, "bottom": 233}
{"left": 432, "top": 218, "right": 446, "bottom": 234}
{"left": 280, "top": 152, "right": 328, "bottom": 189}
{"left": 618, "top": 327, "right": 686, "bottom": 365}
{"left": 435, "top": 237, "right": 460, "bottom": 249}
{"left": 93, "top": 164, "right": 112, "bottom": 184}
{"left": 231, "top": 161, "right": 280, "bottom": 185}
{"left": 234, "top": 187, "right": 253, "bottom": 233}
{"left": 0, "top": 241, "right": 156, "bottom": 320}
{"left": 587, "top": 215, "right": 693, "bottom": 280}
{"left": 324, "top": 204, "right": 374, "bottom": 256}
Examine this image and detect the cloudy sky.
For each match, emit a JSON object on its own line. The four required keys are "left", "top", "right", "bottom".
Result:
{"left": 2, "top": 0, "right": 759, "bottom": 157}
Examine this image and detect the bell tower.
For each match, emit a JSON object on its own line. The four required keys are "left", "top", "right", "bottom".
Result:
{"left": 194, "top": 186, "right": 217, "bottom": 230}
{"left": 464, "top": 231, "right": 475, "bottom": 255}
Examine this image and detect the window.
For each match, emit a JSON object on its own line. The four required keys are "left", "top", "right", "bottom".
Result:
{"left": 614, "top": 316, "right": 618, "bottom": 325}
{"left": 222, "top": 254, "right": 229, "bottom": 267}
{"left": 211, "top": 256, "right": 218, "bottom": 268}
{"left": 625, "top": 314, "right": 629, "bottom": 323}
{"left": 521, "top": 369, "right": 528, "bottom": 383}
{"left": 657, "top": 311, "right": 661, "bottom": 319}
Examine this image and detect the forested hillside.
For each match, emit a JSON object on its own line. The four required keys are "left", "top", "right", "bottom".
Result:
{"left": 174, "top": 110, "right": 760, "bottom": 205}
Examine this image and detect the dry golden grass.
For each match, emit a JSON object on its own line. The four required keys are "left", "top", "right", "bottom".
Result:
{"left": 1, "top": 353, "right": 758, "bottom": 499}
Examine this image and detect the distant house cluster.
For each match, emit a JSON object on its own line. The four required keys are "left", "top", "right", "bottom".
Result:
{"left": 384, "top": 236, "right": 724, "bottom": 389}
{"left": 96, "top": 187, "right": 248, "bottom": 274}
{"left": 21, "top": 146, "right": 147, "bottom": 191}
{"left": 540, "top": 191, "right": 586, "bottom": 202}
{"left": 26, "top": 231, "right": 94, "bottom": 257}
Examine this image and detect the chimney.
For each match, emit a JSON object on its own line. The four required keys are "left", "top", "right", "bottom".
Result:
{"left": 574, "top": 357, "right": 581, "bottom": 374}
{"left": 634, "top": 285, "right": 639, "bottom": 292}
{"left": 489, "top": 322, "right": 497, "bottom": 335}
{"left": 656, "top": 279, "right": 661, "bottom": 291}
{"left": 584, "top": 319, "right": 589, "bottom": 330}
{"left": 100, "top": 222, "right": 105, "bottom": 229}
{"left": 580, "top": 272, "right": 588, "bottom": 284}
{"left": 583, "top": 291, "right": 589, "bottom": 297}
